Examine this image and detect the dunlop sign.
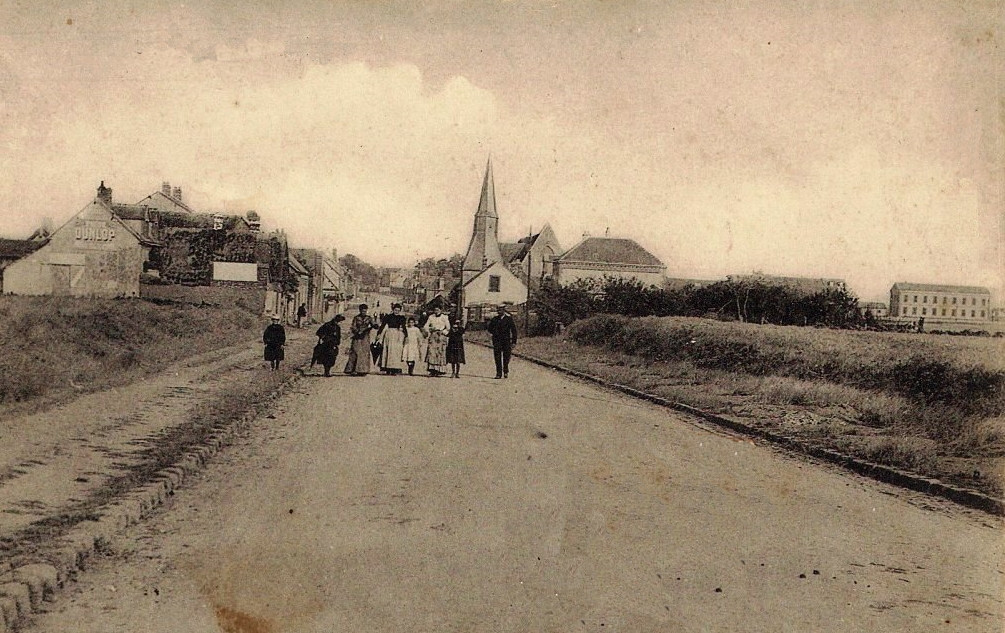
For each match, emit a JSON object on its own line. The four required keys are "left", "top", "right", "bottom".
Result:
{"left": 75, "top": 222, "right": 116, "bottom": 242}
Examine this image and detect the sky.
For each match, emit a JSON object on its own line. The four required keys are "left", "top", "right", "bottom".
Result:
{"left": 0, "top": 0, "right": 1001, "bottom": 302}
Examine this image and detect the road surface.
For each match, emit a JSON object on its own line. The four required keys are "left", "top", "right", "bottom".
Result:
{"left": 26, "top": 345, "right": 1003, "bottom": 632}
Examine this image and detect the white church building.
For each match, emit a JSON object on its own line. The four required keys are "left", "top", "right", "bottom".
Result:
{"left": 457, "top": 159, "right": 528, "bottom": 323}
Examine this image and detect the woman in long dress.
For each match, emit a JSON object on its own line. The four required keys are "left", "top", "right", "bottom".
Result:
{"left": 401, "top": 316, "right": 425, "bottom": 376}
{"left": 314, "top": 314, "right": 344, "bottom": 377}
{"left": 423, "top": 306, "right": 451, "bottom": 376}
{"left": 376, "top": 303, "right": 407, "bottom": 375}
{"left": 343, "top": 304, "right": 377, "bottom": 375}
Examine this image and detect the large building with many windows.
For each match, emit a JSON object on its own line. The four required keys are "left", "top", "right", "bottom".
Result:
{"left": 889, "top": 282, "right": 992, "bottom": 326}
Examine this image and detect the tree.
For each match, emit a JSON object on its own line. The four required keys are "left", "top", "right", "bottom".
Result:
{"left": 339, "top": 254, "right": 380, "bottom": 289}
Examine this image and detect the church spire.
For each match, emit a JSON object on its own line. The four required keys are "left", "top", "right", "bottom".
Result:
{"left": 462, "top": 157, "right": 504, "bottom": 281}
{"left": 476, "top": 157, "right": 498, "bottom": 219}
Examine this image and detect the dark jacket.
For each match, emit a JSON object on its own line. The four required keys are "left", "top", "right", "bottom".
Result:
{"left": 263, "top": 323, "right": 286, "bottom": 346}
{"left": 313, "top": 320, "right": 341, "bottom": 367}
{"left": 486, "top": 313, "right": 518, "bottom": 350}
{"left": 263, "top": 323, "right": 286, "bottom": 362}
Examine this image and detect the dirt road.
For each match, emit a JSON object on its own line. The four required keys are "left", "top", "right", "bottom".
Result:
{"left": 26, "top": 346, "right": 1003, "bottom": 632}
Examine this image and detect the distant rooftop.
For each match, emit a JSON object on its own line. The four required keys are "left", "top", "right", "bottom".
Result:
{"left": 558, "top": 237, "right": 664, "bottom": 267}
{"left": 891, "top": 282, "right": 990, "bottom": 295}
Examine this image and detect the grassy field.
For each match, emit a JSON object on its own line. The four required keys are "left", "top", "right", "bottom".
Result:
{"left": 506, "top": 315, "right": 1005, "bottom": 497}
{"left": 0, "top": 295, "right": 264, "bottom": 416}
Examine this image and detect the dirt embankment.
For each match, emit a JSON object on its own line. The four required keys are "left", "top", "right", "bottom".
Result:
{"left": 0, "top": 295, "right": 265, "bottom": 417}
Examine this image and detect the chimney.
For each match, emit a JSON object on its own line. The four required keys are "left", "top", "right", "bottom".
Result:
{"left": 97, "top": 180, "right": 113, "bottom": 205}
{"left": 246, "top": 210, "right": 261, "bottom": 232}
{"left": 172, "top": 187, "right": 182, "bottom": 202}
{"left": 162, "top": 181, "right": 171, "bottom": 196}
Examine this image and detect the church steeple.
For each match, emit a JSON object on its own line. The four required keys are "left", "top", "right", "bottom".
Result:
{"left": 462, "top": 157, "right": 504, "bottom": 282}
{"left": 476, "top": 157, "right": 498, "bottom": 219}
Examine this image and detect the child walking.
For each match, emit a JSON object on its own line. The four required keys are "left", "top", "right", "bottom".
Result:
{"left": 445, "top": 319, "right": 466, "bottom": 378}
{"left": 401, "top": 316, "right": 425, "bottom": 376}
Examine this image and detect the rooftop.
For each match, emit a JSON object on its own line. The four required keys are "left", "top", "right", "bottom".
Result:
{"left": 558, "top": 237, "right": 664, "bottom": 267}
{"left": 891, "top": 282, "right": 991, "bottom": 295}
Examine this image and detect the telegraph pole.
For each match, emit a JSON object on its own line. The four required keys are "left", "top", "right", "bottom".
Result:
{"left": 524, "top": 226, "right": 532, "bottom": 333}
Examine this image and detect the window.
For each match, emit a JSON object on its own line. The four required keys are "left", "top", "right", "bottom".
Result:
{"left": 983, "top": 299, "right": 987, "bottom": 306}
{"left": 921, "top": 308, "right": 927, "bottom": 315}
{"left": 952, "top": 309, "right": 956, "bottom": 316}
{"left": 912, "top": 307, "right": 917, "bottom": 315}
{"left": 982, "top": 311, "right": 986, "bottom": 318}
{"left": 941, "top": 309, "right": 946, "bottom": 316}
{"left": 952, "top": 297, "right": 957, "bottom": 304}
{"left": 902, "top": 307, "right": 907, "bottom": 315}
{"left": 923, "top": 296, "right": 927, "bottom": 303}
{"left": 488, "top": 275, "right": 501, "bottom": 292}
{"left": 902, "top": 294, "right": 908, "bottom": 303}
{"left": 943, "top": 297, "right": 947, "bottom": 304}
{"left": 971, "top": 310, "right": 976, "bottom": 317}
{"left": 913, "top": 295, "right": 918, "bottom": 303}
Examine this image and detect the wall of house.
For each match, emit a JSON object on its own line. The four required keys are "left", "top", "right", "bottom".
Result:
{"left": 3, "top": 202, "right": 144, "bottom": 298}
{"left": 555, "top": 263, "right": 665, "bottom": 288}
{"left": 889, "top": 288, "right": 992, "bottom": 323}
{"left": 140, "top": 282, "right": 265, "bottom": 311}
{"left": 462, "top": 263, "right": 527, "bottom": 308}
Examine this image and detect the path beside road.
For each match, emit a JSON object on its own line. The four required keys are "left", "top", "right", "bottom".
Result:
{"left": 24, "top": 345, "right": 1003, "bottom": 632}
{"left": 0, "top": 330, "right": 312, "bottom": 564}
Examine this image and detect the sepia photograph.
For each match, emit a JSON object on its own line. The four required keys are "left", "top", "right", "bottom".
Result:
{"left": 0, "top": 1, "right": 1001, "bottom": 631}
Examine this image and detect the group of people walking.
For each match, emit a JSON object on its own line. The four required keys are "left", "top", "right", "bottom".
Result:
{"left": 263, "top": 302, "right": 519, "bottom": 379}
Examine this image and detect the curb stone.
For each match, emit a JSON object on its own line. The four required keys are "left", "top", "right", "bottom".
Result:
{"left": 486, "top": 342, "right": 1004, "bottom": 516}
{"left": 0, "top": 361, "right": 305, "bottom": 630}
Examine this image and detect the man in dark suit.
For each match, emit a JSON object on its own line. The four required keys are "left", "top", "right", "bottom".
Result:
{"left": 486, "top": 304, "right": 518, "bottom": 379}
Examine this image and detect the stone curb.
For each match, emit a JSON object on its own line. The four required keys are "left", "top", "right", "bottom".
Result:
{"left": 0, "top": 364, "right": 304, "bottom": 631}
{"left": 480, "top": 341, "right": 1004, "bottom": 516}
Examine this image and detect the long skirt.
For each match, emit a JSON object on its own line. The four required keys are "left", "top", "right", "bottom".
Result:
{"left": 379, "top": 328, "right": 405, "bottom": 372}
{"left": 264, "top": 344, "right": 284, "bottom": 362}
{"left": 425, "top": 330, "right": 447, "bottom": 370}
{"left": 313, "top": 342, "right": 338, "bottom": 371}
{"left": 344, "top": 337, "right": 372, "bottom": 374}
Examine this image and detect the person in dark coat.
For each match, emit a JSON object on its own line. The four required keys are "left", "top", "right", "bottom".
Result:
{"left": 445, "top": 319, "right": 466, "bottom": 378}
{"left": 263, "top": 315, "right": 286, "bottom": 370}
{"left": 296, "top": 303, "right": 307, "bottom": 328}
{"left": 486, "top": 305, "right": 518, "bottom": 379}
{"left": 313, "top": 314, "right": 344, "bottom": 377}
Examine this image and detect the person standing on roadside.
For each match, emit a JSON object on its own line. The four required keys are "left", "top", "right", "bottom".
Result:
{"left": 296, "top": 302, "right": 307, "bottom": 328}
{"left": 487, "top": 305, "right": 518, "bottom": 379}
{"left": 423, "top": 305, "right": 451, "bottom": 376}
{"left": 344, "top": 304, "right": 377, "bottom": 376}
{"left": 263, "top": 315, "right": 286, "bottom": 371}
{"left": 375, "top": 303, "right": 407, "bottom": 375}
{"left": 446, "top": 318, "right": 466, "bottom": 378}
{"left": 401, "top": 316, "right": 425, "bottom": 376}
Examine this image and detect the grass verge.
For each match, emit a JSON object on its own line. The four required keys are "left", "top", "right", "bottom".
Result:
{"left": 0, "top": 295, "right": 263, "bottom": 418}
{"left": 488, "top": 315, "right": 1004, "bottom": 498}
{"left": 0, "top": 353, "right": 305, "bottom": 566}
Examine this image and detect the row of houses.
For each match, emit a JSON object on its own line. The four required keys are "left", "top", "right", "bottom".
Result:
{"left": 0, "top": 181, "right": 357, "bottom": 325}
{"left": 4, "top": 169, "right": 998, "bottom": 332}
{"left": 447, "top": 159, "right": 1001, "bottom": 331}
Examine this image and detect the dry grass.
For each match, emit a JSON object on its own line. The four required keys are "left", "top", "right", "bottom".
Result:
{"left": 0, "top": 295, "right": 262, "bottom": 414}
{"left": 507, "top": 318, "right": 1005, "bottom": 497}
